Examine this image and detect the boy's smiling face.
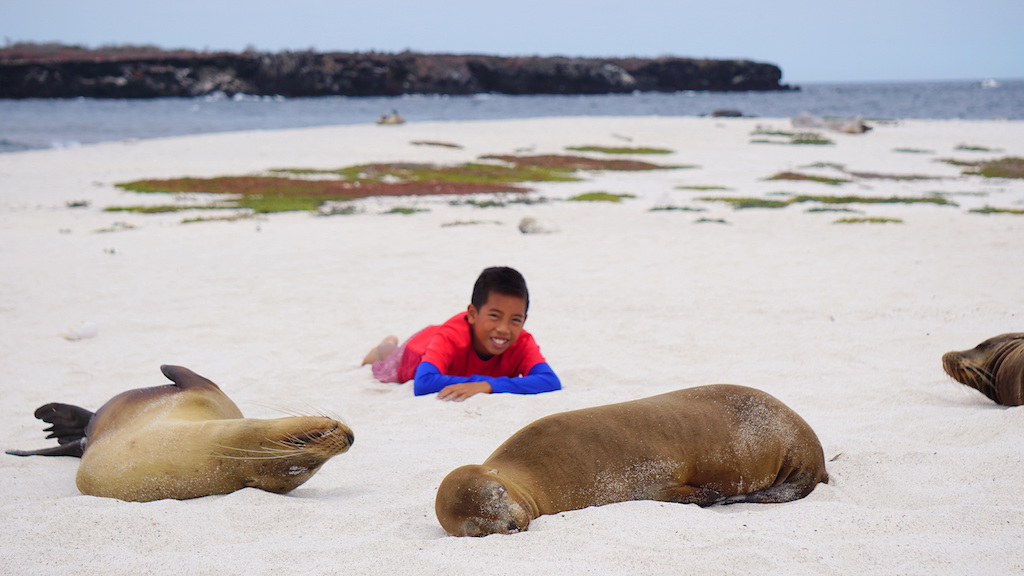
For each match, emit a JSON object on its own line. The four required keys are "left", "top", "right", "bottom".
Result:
{"left": 467, "top": 291, "right": 527, "bottom": 359}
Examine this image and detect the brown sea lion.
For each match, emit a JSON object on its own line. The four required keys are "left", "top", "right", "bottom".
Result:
{"left": 435, "top": 384, "right": 828, "bottom": 537}
{"left": 942, "top": 332, "right": 1024, "bottom": 406}
{"left": 7, "top": 365, "right": 354, "bottom": 501}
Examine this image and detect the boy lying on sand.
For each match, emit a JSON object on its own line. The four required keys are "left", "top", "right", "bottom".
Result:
{"left": 363, "top": 267, "right": 561, "bottom": 402}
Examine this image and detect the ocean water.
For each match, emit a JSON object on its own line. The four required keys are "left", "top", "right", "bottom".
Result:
{"left": 1, "top": 79, "right": 1021, "bottom": 154}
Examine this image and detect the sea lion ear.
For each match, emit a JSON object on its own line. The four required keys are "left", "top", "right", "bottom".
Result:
{"left": 159, "top": 365, "right": 220, "bottom": 391}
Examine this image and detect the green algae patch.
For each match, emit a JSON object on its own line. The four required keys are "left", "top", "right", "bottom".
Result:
{"left": 319, "top": 204, "right": 360, "bottom": 216}
{"left": 568, "top": 192, "right": 637, "bottom": 202}
{"left": 105, "top": 205, "right": 207, "bottom": 214}
{"left": 963, "top": 157, "right": 1024, "bottom": 179}
{"left": 699, "top": 197, "right": 791, "bottom": 209}
{"left": 481, "top": 154, "right": 686, "bottom": 171}
{"left": 770, "top": 167, "right": 941, "bottom": 184}
{"left": 955, "top": 144, "right": 1001, "bottom": 152}
{"left": 750, "top": 131, "right": 834, "bottom": 146}
{"left": 834, "top": 217, "right": 903, "bottom": 224}
{"left": 649, "top": 205, "right": 707, "bottom": 212}
{"left": 272, "top": 162, "right": 580, "bottom": 185}
{"left": 675, "top": 185, "right": 731, "bottom": 191}
{"left": 845, "top": 170, "right": 940, "bottom": 181}
{"left": 385, "top": 206, "right": 429, "bottom": 215}
{"left": 701, "top": 194, "right": 956, "bottom": 211}
{"left": 969, "top": 206, "right": 1024, "bottom": 215}
{"left": 411, "top": 140, "right": 464, "bottom": 149}
{"left": 806, "top": 207, "right": 862, "bottom": 214}
{"left": 792, "top": 194, "right": 954, "bottom": 206}
{"left": 451, "top": 196, "right": 550, "bottom": 208}
{"left": 565, "top": 145, "right": 674, "bottom": 155}
{"left": 935, "top": 158, "right": 979, "bottom": 167}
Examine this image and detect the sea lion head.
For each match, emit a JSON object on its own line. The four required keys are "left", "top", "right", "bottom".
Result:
{"left": 435, "top": 465, "right": 534, "bottom": 537}
{"left": 942, "top": 333, "right": 1024, "bottom": 406}
{"left": 214, "top": 415, "right": 355, "bottom": 494}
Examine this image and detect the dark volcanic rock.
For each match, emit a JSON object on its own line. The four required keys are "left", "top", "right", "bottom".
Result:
{"left": 466, "top": 57, "right": 638, "bottom": 94}
{"left": 0, "top": 48, "right": 793, "bottom": 99}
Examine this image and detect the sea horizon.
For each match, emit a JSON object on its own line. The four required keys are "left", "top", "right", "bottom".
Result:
{"left": 2, "top": 78, "right": 1022, "bottom": 154}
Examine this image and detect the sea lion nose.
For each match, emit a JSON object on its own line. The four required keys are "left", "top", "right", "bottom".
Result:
{"left": 345, "top": 430, "right": 355, "bottom": 446}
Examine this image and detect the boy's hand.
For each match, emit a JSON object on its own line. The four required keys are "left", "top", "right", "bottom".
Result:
{"left": 438, "top": 381, "right": 493, "bottom": 402}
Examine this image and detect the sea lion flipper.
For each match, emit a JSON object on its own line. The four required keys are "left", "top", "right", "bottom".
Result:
{"left": 6, "top": 402, "right": 92, "bottom": 458}
{"left": 659, "top": 484, "right": 725, "bottom": 507}
{"left": 7, "top": 438, "right": 86, "bottom": 457}
{"left": 718, "top": 471, "right": 820, "bottom": 505}
{"left": 34, "top": 403, "right": 94, "bottom": 444}
{"left": 160, "top": 365, "right": 221, "bottom": 391}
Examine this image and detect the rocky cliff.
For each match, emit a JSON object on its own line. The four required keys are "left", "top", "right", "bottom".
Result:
{"left": 0, "top": 48, "right": 792, "bottom": 98}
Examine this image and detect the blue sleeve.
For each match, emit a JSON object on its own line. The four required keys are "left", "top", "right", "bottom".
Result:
{"left": 413, "top": 362, "right": 480, "bottom": 396}
{"left": 413, "top": 362, "right": 561, "bottom": 396}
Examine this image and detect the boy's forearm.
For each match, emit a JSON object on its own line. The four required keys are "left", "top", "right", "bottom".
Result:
{"left": 413, "top": 362, "right": 561, "bottom": 396}
{"left": 413, "top": 362, "right": 481, "bottom": 396}
{"left": 488, "top": 363, "right": 561, "bottom": 395}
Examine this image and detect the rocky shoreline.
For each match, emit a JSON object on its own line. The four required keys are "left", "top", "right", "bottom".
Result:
{"left": 0, "top": 48, "right": 792, "bottom": 98}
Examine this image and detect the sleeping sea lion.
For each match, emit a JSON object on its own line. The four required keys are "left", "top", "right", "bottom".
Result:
{"left": 942, "top": 332, "right": 1024, "bottom": 406}
{"left": 435, "top": 384, "right": 828, "bottom": 537}
{"left": 7, "top": 365, "right": 354, "bottom": 501}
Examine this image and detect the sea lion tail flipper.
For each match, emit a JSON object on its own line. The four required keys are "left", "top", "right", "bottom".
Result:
{"left": 6, "top": 438, "right": 86, "bottom": 457}
{"left": 718, "top": 472, "right": 819, "bottom": 505}
{"left": 160, "top": 365, "right": 221, "bottom": 391}
{"left": 659, "top": 484, "right": 726, "bottom": 507}
{"left": 6, "top": 402, "right": 93, "bottom": 458}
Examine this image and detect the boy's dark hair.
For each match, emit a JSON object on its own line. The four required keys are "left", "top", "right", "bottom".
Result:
{"left": 471, "top": 267, "right": 530, "bottom": 312}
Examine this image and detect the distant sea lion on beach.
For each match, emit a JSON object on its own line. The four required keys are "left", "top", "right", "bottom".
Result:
{"left": 6, "top": 365, "right": 354, "bottom": 502}
{"left": 435, "top": 384, "right": 828, "bottom": 537}
{"left": 942, "top": 333, "right": 1024, "bottom": 406}
{"left": 376, "top": 109, "right": 405, "bottom": 125}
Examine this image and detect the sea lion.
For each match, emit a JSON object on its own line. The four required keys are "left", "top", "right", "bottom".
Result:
{"left": 7, "top": 365, "right": 354, "bottom": 502}
{"left": 376, "top": 110, "right": 405, "bottom": 125}
{"left": 435, "top": 384, "right": 828, "bottom": 537}
{"left": 942, "top": 332, "right": 1024, "bottom": 406}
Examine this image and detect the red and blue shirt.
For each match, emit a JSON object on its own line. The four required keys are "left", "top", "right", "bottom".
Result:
{"left": 397, "top": 313, "right": 560, "bottom": 395}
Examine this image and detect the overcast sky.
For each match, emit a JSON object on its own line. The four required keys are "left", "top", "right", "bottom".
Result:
{"left": 3, "top": 0, "right": 1022, "bottom": 83}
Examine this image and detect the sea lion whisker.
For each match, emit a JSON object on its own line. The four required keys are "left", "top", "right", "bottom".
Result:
{"left": 210, "top": 442, "right": 306, "bottom": 459}
{"left": 962, "top": 363, "right": 996, "bottom": 391}
{"left": 943, "top": 333, "right": 1024, "bottom": 406}
{"left": 212, "top": 449, "right": 306, "bottom": 460}
{"left": 270, "top": 437, "right": 311, "bottom": 450}
{"left": 248, "top": 402, "right": 345, "bottom": 422}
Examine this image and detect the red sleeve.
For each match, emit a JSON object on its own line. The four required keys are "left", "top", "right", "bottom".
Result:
{"left": 510, "top": 331, "right": 546, "bottom": 376}
{"left": 419, "top": 314, "right": 470, "bottom": 373}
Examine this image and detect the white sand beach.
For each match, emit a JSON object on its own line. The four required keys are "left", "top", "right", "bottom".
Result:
{"left": 1, "top": 116, "right": 1022, "bottom": 575}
